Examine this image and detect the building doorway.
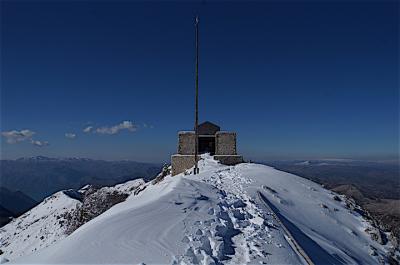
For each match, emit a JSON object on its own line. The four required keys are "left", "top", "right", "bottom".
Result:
{"left": 198, "top": 136, "right": 215, "bottom": 155}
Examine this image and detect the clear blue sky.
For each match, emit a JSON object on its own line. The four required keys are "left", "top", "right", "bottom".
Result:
{"left": 1, "top": 1, "right": 398, "bottom": 162}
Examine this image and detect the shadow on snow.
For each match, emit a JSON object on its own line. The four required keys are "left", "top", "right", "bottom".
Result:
{"left": 258, "top": 192, "right": 349, "bottom": 265}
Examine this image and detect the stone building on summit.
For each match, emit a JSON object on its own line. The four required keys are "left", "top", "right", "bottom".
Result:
{"left": 171, "top": 121, "right": 243, "bottom": 175}
{"left": 170, "top": 18, "right": 243, "bottom": 175}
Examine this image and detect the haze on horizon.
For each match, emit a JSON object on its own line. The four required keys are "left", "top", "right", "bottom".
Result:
{"left": 1, "top": 1, "right": 398, "bottom": 163}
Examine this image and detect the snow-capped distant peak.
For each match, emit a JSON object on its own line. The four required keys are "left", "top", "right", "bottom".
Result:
{"left": 294, "top": 160, "right": 311, "bottom": 165}
{"left": 14, "top": 156, "right": 94, "bottom": 162}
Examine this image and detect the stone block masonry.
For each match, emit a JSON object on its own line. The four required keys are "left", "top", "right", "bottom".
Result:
{"left": 171, "top": 155, "right": 196, "bottom": 176}
{"left": 214, "top": 155, "right": 243, "bottom": 165}
{"left": 215, "top": 132, "right": 237, "bottom": 155}
{"left": 178, "top": 132, "right": 196, "bottom": 155}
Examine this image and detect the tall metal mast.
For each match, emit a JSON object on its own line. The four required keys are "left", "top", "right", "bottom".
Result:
{"left": 194, "top": 16, "right": 199, "bottom": 175}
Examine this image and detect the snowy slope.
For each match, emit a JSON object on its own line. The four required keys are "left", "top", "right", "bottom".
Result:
{"left": 0, "top": 179, "right": 144, "bottom": 262}
{"left": 9, "top": 155, "right": 393, "bottom": 264}
{"left": 0, "top": 190, "right": 81, "bottom": 261}
{"left": 233, "top": 163, "right": 389, "bottom": 264}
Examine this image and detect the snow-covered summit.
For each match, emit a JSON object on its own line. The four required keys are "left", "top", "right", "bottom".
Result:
{"left": 3, "top": 155, "right": 396, "bottom": 264}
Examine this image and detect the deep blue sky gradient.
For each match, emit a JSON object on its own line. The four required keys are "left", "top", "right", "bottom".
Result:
{"left": 1, "top": 1, "right": 398, "bottom": 162}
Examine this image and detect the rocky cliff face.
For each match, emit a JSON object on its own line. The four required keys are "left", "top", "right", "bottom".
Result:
{"left": 62, "top": 181, "right": 144, "bottom": 235}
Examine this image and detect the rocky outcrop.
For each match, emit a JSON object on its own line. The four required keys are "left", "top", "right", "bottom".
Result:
{"left": 63, "top": 184, "right": 143, "bottom": 235}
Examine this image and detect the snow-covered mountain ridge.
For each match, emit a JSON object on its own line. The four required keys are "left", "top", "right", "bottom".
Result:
{"left": 2, "top": 155, "right": 397, "bottom": 264}
{"left": 0, "top": 190, "right": 80, "bottom": 262}
{"left": 0, "top": 179, "right": 144, "bottom": 262}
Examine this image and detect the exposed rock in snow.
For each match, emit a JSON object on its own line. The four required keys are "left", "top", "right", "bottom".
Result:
{"left": 63, "top": 179, "right": 144, "bottom": 235}
{"left": 3, "top": 155, "right": 398, "bottom": 264}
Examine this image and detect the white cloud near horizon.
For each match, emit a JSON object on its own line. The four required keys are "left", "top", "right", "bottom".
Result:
{"left": 142, "top": 123, "right": 154, "bottom": 129}
{"left": 1, "top": 129, "right": 49, "bottom": 147}
{"left": 83, "top": 126, "right": 93, "bottom": 133}
{"left": 1, "top": 129, "right": 35, "bottom": 144}
{"left": 30, "top": 139, "right": 49, "bottom": 147}
{"left": 95, "top": 121, "right": 137, "bottom": 135}
{"left": 65, "top": 133, "right": 77, "bottom": 139}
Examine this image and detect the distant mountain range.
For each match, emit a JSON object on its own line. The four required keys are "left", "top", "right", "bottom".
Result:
{"left": 0, "top": 205, "right": 15, "bottom": 227}
{"left": 264, "top": 159, "right": 399, "bottom": 200}
{"left": 0, "top": 187, "right": 37, "bottom": 226}
{"left": 0, "top": 156, "right": 162, "bottom": 202}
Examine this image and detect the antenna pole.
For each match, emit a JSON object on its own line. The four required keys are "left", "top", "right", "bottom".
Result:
{"left": 194, "top": 16, "right": 199, "bottom": 175}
